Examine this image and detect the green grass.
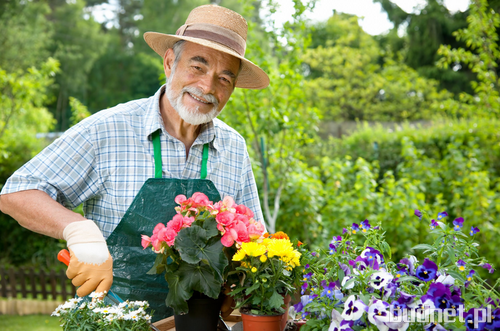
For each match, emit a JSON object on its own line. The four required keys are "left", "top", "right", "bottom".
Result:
{"left": 0, "top": 314, "right": 62, "bottom": 330}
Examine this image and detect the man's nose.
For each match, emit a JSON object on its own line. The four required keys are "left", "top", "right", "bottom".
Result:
{"left": 197, "top": 73, "right": 217, "bottom": 96}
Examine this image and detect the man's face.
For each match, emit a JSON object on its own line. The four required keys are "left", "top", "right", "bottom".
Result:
{"left": 164, "top": 42, "right": 240, "bottom": 125}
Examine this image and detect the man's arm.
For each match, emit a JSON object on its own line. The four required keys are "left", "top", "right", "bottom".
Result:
{"left": 0, "top": 190, "right": 85, "bottom": 239}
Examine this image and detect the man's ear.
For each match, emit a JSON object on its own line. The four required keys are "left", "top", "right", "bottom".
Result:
{"left": 163, "top": 48, "right": 176, "bottom": 78}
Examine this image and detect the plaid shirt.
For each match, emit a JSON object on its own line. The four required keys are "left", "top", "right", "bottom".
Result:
{"left": 1, "top": 85, "right": 264, "bottom": 238}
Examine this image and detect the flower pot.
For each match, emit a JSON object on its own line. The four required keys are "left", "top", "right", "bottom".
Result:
{"left": 241, "top": 310, "right": 285, "bottom": 331}
{"left": 174, "top": 292, "right": 224, "bottom": 331}
{"left": 281, "top": 294, "right": 291, "bottom": 330}
{"left": 294, "top": 320, "right": 307, "bottom": 330}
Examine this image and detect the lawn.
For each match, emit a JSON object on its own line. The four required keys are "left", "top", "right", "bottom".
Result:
{"left": 0, "top": 314, "right": 62, "bottom": 331}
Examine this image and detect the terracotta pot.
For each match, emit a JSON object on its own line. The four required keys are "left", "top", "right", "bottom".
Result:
{"left": 241, "top": 310, "right": 285, "bottom": 331}
{"left": 281, "top": 294, "right": 291, "bottom": 330}
{"left": 294, "top": 320, "right": 307, "bottom": 330}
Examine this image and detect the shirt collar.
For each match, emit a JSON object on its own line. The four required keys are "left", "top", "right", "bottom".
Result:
{"left": 144, "top": 84, "right": 219, "bottom": 150}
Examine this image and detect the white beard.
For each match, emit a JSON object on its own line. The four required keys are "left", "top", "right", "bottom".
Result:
{"left": 165, "top": 71, "right": 222, "bottom": 125}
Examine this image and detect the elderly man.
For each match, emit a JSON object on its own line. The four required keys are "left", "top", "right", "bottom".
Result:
{"left": 0, "top": 4, "right": 268, "bottom": 321}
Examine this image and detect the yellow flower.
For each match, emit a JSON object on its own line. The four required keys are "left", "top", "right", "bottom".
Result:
{"left": 232, "top": 249, "right": 246, "bottom": 261}
{"left": 260, "top": 255, "right": 268, "bottom": 263}
{"left": 251, "top": 267, "right": 257, "bottom": 273}
{"left": 265, "top": 238, "right": 301, "bottom": 268}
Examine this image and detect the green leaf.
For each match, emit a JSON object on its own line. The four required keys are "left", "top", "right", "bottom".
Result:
{"left": 447, "top": 270, "right": 466, "bottom": 283}
{"left": 245, "top": 282, "right": 261, "bottom": 296}
{"left": 396, "top": 276, "right": 421, "bottom": 283}
{"left": 175, "top": 225, "right": 207, "bottom": 264}
{"left": 268, "top": 291, "right": 284, "bottom": 310}
{"left": 446, "top": 247, "right": 457, "bottom": 265}
{"left": 164, "top": 267, "right": 190, "bottom": 315}
{"left": 175, "top": 225, "right": 228, "bottom": 281}
{"left": 202, "top": 217, "right": 219, "bottom": 238}
{"left": 342, "top": 277, "right": 357, "bottom": 289}
{"left": 147, "top": 253, "right": 166, "bottom": 275}
{"left": 412, "top": 244, "right": 434, "bottom": 251}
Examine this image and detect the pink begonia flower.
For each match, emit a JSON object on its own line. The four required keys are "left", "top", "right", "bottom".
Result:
{"left": 165, "top": 228, "right": 177, "bottom": 247}
{"left": 150, "top": 234, "right": 162, "bottom": 252}
{"left": 235, "top": 204, "right": 254, "bottom": 218}
{"left": 232, "top": 221, "right": 250, "bottom": 244}
{"left": 216, "top": 211, "right": 236, "bottom": 227}
{"left": 235, "top": 214, "right": 250, "bottom": 226}
{"left": 141, "top": 235, "right": 151, "bottom": 249}
{"left": 153, "top": 223, "right": 165, "bottom": 235}
{"left": 221, "top": 232, "right": 235, "bottom": 247}
{"left": 248, "top": 222, "right": 265, "bottom": 239}
{"left": 192, "top": 192, "right": 211, "bottom": 206}
{"left": 167, "top": 214, "right": 184, "bottom": 233}
{"left": 174, "top": 194, "right": 187, "bottom": 205}
{"left": 182, "top": 216, "right": 195, "bottom": 228}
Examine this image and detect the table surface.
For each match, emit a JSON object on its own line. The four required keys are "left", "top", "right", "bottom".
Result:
{"left": 152, "top": 312, "right": 242, "bottom": 331}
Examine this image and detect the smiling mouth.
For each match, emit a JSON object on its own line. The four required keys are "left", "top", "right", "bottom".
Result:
{"left": 188, "top": 92, "right": 211, "bottom": 104}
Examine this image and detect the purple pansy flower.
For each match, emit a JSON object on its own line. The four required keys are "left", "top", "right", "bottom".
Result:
{"left": 485, "top": 307, "right": 500, "bottom": 330}
{"left": 367, "top": 300, "right": 392, "bottom": 329}
{"left": 416, "top": 259, "right": 438, "bottom": 282}
{"left": 360, "top": 219, "right": 371, "bottom": 233}
{"left": 430, "top": 219, "right": 439, "bottom": 230}
{"left": 395, "top": 270, "right": 406, "bottom": 279}
{"left": 342, "top": 228, "right": 348, "bottom": 235}
{"left": 464, "top": 308, "right": 486, "bottom": 331}
{"left": 330, "top": 309, "right": 355, "bottom": 331}
{"left": 437, "top": 211, "right": 448, "bottom": 220}
{"left": 480, "top": 263, "right": 494, "bottom": 274}
{"left": 351, "top": 223, "right": 360, "bottom": 234}
{"left": 453, "top": 217, "right": 464, "bottom": 231}
{"left": 424, "top": 322, "right": 448, "bottom": 331}
{"left": 466, "top": 270, "right": 475, "bottom": 282}
{"left": 457, "top": 259, "right": 467, "bottom": 272}
{"left": 321, "top": 282, "right": 337, "bottom": 300}
{"left": 355, "top": 255, "right": 379, "bottom": 271}
{"left": 415, "top": 209, "right": 422, "bottom": 220}
{"left": 361, "top": 247, "right": 385, "bottom": 265}
{"left": 301, "top": 282, "right": 308, "bottom": 295}
{"left": 398, "top": 257, "right": 417, "bottom": 276}
{"left": 370, "top": 270, "right": 394, "bottom": 290}
{"left": 341, "top": 295, "right": 367, "bottom": 321}
{"left": 470, "top": 226, "right": 480, "bottom": 236}
{"left": 421, "top": 283, "right": 452, "bottom": 310}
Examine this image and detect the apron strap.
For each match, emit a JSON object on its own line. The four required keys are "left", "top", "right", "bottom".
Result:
{"left": 152, "top": 130, "right": 162, "bottom": 179}
{"left": 152, "top": 130, "right": 210, "bottom": 180}
{"left": 200, "top": 143, "right": 209, "bottom": 179}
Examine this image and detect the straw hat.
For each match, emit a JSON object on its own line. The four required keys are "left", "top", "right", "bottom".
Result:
{"left": 144, "top": 5, "right": 269, "bottom": 89}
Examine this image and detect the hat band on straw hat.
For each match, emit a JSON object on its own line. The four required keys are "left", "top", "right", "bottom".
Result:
{"left": 176, "top": 23, "right": 246, "bottom": 57}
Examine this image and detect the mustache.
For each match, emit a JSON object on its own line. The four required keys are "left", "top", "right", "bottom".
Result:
{"left": 182, "top": 86, "right": 219, "bottom": 107}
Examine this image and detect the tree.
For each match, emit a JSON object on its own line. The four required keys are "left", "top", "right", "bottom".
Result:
{"left": 0, "top": 58, "right": 63, "bottom": 269}
{"left": 304, "top": 13, "right": 452, "bottom": 121}
{"left": 221, "top": 0, "right": 320, "bottom": 234}
{"left": 437, "top": 0, "right": 500, "bottom": 117}
{"left": 47, "top": 0, "right": 109, "bottom": 130}
{"left": 374, "top": 0, "right": 474, "bottom": 96}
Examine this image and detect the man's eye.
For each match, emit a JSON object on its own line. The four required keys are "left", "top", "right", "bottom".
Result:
{"left": 193, "top": 66, "right": 202, "bottom": 71}
{"left": 220, "top": 77, "right": 230, "bottom": 84}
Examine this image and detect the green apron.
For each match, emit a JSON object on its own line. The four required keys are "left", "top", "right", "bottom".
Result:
{"left": 106, "top": 130, "right": 222, "bottom": 322}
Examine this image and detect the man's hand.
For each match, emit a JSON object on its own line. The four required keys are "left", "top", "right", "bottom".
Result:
{"left": 63, "top": 220, "right": 113, "bottom": 297}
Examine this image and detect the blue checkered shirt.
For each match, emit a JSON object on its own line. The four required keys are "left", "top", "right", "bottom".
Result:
{"left": 1, "top": 85, "right": 264, "bottom": 238}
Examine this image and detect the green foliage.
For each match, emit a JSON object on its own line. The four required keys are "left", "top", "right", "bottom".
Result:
{"left": 437, "top": 0, "right": 500, "bottom": 118}
{"left": 0, "top": 58, "right": 64, "bottom": 270}
{"left": 376, "top": 0, "right": 473, "bottom": 96}
{"left": 304, "top": 13, "right": 452, "bottom": 121}
{"left": 281, "top": 119, "right": 500, "bottom": 281}
{"left": 69, "top": 97, "right": 91, "bottom": 127}
{"left": 221, "top": 0, "right": 320, "bottom": 233}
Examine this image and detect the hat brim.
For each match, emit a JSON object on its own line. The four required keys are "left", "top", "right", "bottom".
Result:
{"left": 144, "top": 32, "right": 269, "bottom": 89}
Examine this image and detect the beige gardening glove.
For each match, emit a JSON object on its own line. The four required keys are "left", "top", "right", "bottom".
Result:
{"left": 63, "top": 220, "right": 113, "bottom": 297}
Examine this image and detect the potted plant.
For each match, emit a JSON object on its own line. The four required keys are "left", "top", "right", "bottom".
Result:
{"left": 293, "top": 211, "right": 499, "bottom": 331}
{"left": 230, "top": 231, "right": 303, "bottom": 331}
{"left": 141, "top": 192, "right": 265, "bottom": 331}
{"left": 52, "top": 292, "right": 152, "bottom": 331}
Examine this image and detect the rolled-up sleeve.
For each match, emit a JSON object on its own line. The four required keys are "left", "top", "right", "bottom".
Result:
{"left": 1, "top": 126, "right": 102, "bottom": 210}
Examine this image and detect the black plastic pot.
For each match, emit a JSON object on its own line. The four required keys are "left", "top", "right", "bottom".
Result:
{"left": 174, "top": 291, "right": 224, "bottom": 331}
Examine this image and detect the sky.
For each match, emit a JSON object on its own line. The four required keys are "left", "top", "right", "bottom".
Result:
{"left": 270, "top": 0, "right": 471, "bottom": 35}
{"left": 91, "top": 0, "right": 472, "bottom": 36}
